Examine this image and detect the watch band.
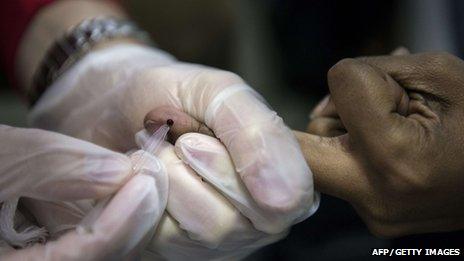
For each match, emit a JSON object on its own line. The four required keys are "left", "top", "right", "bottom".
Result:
{"left": 30, "top": 17, "right": 152, "bottom": 105}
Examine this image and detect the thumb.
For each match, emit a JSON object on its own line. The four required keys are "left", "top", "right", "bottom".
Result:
{"left": 174, "top": 132, "right": 304, "bottom": 234}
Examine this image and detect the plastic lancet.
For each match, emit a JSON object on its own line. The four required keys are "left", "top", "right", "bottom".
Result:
{"left": 78, "top": 123, "right": 171, "bottom": 233}
{"left": 132, "top": 123, "right": 170, "bottom": 173}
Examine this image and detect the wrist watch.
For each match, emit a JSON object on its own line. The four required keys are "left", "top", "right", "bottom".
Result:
{"left": 30, "top": 17, "right": 152, "bottom": 105}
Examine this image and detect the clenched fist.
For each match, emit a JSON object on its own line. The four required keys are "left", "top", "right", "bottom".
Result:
{"left": 303, "top": 52, "right": 464, "bottom": 237}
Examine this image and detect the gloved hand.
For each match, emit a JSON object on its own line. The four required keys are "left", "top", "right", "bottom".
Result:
{"left": 137, "top": 131, "right": 290, "bottom": 260}
{"left": 21, "top": 128, "right": 289, "bottom": 260}
{"left": 0, "top": 125, "right": 168, "bottom": 260}
{"left": 29, "top": 44, "right": 318, "bottom": 259}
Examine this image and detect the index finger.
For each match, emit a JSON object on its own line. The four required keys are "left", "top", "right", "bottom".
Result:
{"left": 294, "top": 131, "right": 365, "bottom": 201}
{"left": 327, "top": 59, "right": 411, "bottom": 156}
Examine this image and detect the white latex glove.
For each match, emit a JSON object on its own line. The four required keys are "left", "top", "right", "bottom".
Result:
{"left": 136, "top": 131, "right": 291, "bottom": 260}
{"left": 22, "top": 129, "right": 292, "bottom": 260}
{"left": 30, "top": 44, "right": 319, "bottom": 258}
{"left": 0, "top": 125, "right": 168, "bottom": 260}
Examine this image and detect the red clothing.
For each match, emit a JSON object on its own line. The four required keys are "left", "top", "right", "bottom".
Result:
{"left": 0, "top": 0, "right": 123, "bottom": 90}
{"left": 0, "top": 0, "right": 56, "bottom": 86}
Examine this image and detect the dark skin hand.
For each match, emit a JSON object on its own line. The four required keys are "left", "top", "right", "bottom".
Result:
{"left": 307, "top": 51, "right": 464, "bottom": 237}
{"left": 144, "top": 51, "right": 464, "bottom": 237}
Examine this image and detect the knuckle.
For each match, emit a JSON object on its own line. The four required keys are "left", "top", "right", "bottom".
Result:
{"left": 327, "top": 58, "right": 359, "bottom": 82}
{"left": 139, "top": 65, "right": 178, "bottom": 84}
{"left": 199, "top": 69, "right": 244, "bottom": 86}
{"left": 430, "top": 51, "right": 456, "bottom": 63}
{"left": 424, "top": 52, "right": 458, "bottom": 70}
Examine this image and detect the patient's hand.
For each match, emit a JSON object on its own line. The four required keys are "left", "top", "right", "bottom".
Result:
{"left": 303, "top": 52, "right": 464, "bottom": 237}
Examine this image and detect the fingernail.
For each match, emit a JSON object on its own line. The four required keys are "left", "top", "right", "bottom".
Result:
{"left": 176, "top": 134, "right": 221, "bottom": 168}
{"left": 177, "top": 133, "right": 223, "bottom": 153}
{"left": 175, "top": 135, "right": 202, "bottom": 162}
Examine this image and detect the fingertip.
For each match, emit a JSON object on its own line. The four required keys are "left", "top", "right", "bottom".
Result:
{"left": 143, "top": 106, "right": 214, "bottom": 143}
{"left": 310, "top": 95, "right": 330, "bottom": 118}
{"left": 174, "top": 133, "right": 223, "bottom": 170}
{"left": 175, "top": 133, "right": 221, "bottom": 152}
{"left": 144, "top": 106, "right": 177, "bottom": 131}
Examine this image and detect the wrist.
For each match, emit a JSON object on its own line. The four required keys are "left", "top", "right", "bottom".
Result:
{"left": 16, "top": 0, "right": 127, "bottom": 96}
{"left": 29, "top": 16, "right": 154, "bottom": 105}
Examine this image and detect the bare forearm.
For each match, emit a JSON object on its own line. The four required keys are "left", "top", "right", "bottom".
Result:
{"left": 16, "top": 0, "right": 127, "bottom": 93}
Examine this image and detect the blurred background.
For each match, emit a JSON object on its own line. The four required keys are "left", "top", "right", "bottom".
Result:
{"left": 1, "top": 0, "right": 463, "bottom": 259}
